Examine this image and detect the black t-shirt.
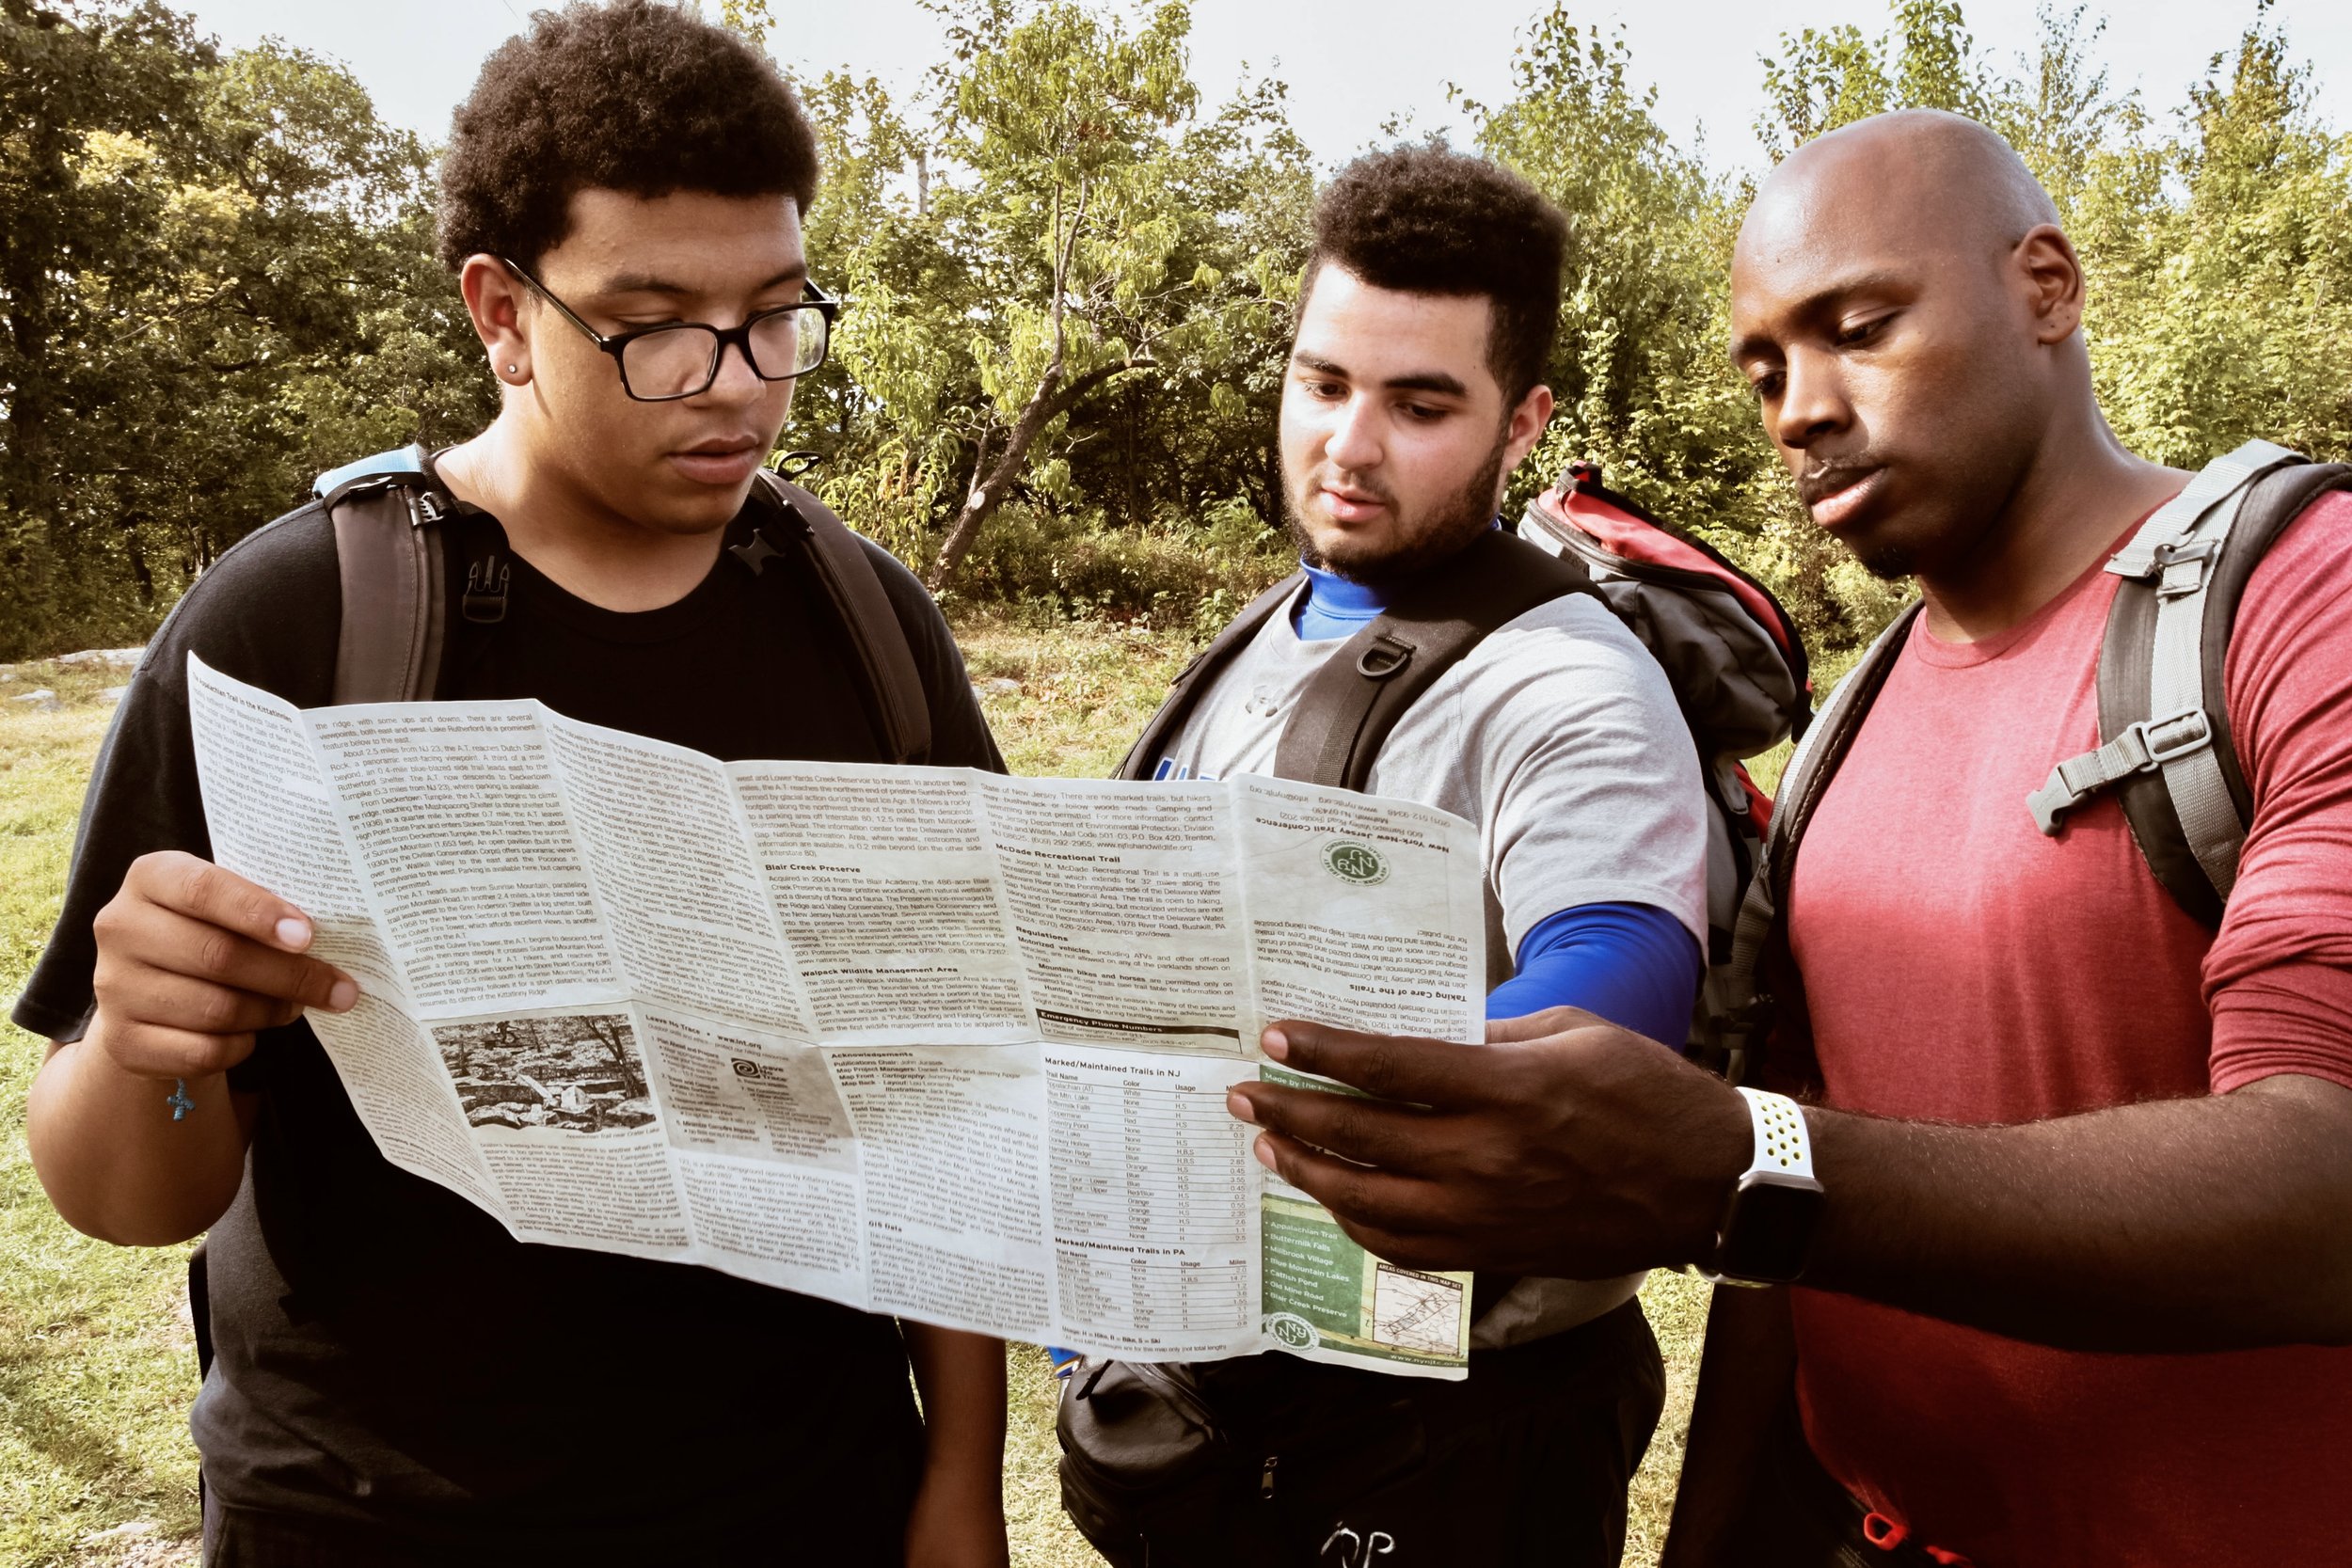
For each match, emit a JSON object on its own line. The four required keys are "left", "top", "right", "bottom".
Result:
{"left": 14, "top": 479, "right": 1003, "bottom": 1560}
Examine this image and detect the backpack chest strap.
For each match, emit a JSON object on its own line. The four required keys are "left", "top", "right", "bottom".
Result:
{"left": 1273, "top": 531, "right": 1607, "bottom": 793}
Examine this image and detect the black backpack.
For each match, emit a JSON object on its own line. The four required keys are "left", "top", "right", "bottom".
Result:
{"left": 1720, "top": 439, "right": 2352, "bottom": 1086}
{"left": 308, "top": 442, "right": 932, "bottom": 757}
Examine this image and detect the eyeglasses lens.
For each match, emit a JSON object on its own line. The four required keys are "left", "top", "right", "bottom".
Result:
{"left": 621, "top": 327, "right": 722, "bottom": 399}
{"left": 617, "top": 309, "right": 827, "bottom": 399}
{"left": 752, "top": 309, "right": 827, "bottom": 377}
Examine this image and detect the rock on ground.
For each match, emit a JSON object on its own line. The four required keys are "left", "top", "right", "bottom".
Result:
{"left": 55, "top": 646, "right": 146, "bottom": 669}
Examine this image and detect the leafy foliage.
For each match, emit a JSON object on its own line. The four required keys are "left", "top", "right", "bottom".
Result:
{"left": 4, "top": 0, "right": 2347, "bottom": 657}
{"left": 0, "top": 0, "right": 493, "bottom": 658}
{"left": 791, "top": 1, "right": 1311, "bottom": 594}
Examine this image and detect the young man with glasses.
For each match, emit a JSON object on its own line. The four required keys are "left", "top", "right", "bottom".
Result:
{"left": 18, "top": 5, "right": 1009, "bottom": 1563}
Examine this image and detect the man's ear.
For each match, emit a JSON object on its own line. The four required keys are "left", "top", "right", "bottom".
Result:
{"left": 1502, "top": 383, "right": 1555, "bottom": 478}
{"left": 459, "top": 255, "right": 534, "bottom": 387}
{"left": 2015, "top": 223, "right": 2086, "bottom": 345}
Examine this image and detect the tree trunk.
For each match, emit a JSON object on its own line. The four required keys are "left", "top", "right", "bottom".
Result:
{"left": 927, "top": 359, "right": 1145, "bottom": 591}
{"left": 1252, "top": 436, "right": 1284, "bottom": 528}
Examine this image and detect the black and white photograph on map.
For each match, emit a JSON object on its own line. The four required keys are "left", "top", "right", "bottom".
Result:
{"left": 433, "top": 1012, "right": 659, "bottom": 1135}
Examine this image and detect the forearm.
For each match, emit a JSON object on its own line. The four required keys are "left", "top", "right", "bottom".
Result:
{"left": 903, "top": 1324, "right": 1009, "bottom": 1489}
{"left": 1803, "top": 1072, "right": 2352, "bottom": 1350}
{"left": 1661, "top": 1285, "right": 1795, "bottom": 1567}
{"left": 26, "top": 1022, "right": 254, "bottom": 1246}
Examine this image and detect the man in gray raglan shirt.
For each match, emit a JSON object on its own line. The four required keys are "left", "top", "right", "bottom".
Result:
{"left": 1058, "top": 145, "right": 1708, "bottom": 1567}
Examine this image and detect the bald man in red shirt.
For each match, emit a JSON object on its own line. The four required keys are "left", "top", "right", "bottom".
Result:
{"left": 1219, "top": 108, "right": 2352, "bottom": 1566}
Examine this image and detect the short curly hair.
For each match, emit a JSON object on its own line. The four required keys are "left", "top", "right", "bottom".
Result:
{"left": 1302, "top": 145, "right": 1566, "bottom": 404}
{"left": 437, "top": 1, "right": 819, "bottom": 272}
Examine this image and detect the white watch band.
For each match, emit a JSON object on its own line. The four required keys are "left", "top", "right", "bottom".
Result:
{"left": 1737, "top": 1087, "right": 1814, "bottom": 1180}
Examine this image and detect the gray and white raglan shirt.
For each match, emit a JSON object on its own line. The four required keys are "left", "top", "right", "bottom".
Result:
{"left": 1152, "top": 579, "right": 1709, "bottom": 1346}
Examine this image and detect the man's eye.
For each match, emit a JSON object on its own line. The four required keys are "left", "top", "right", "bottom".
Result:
{"left": 1399, "top": 404, "right": 1444, "bottom": 422}
{"left": 1836, "top": 314, "right": 1891, "bottom": 347}
{"left": 1301, "top": 379, "right": 1343, "bottom": 400}
{"left": 1749, "top": 369, "right": 1786, "bottom": 401}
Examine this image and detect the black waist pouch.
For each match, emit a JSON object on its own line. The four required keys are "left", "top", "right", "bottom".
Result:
{"left": 1057, "top": 1353, "right": 1426, "bottom": 1568}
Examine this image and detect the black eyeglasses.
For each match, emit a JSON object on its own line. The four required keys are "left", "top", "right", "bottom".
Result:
{"left": 501, "top": 258, "right": 840, "bottom": 402}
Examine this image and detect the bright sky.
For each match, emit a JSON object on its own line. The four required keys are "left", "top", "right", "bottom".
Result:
{"left": 175, "top": 0, "right": 2350, "bottom": 176}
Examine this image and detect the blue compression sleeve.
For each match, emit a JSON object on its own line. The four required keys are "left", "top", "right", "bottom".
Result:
{"left": 1486, "top": 902, "right": 1703, "bottom": 1046}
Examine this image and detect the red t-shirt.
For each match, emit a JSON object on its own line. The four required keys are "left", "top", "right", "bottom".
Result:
{"left": 1784, "top": 491, "right": 2352, "bottom": 1566}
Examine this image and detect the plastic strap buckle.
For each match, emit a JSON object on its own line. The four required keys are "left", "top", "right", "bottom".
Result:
{"left": 462, "top": 553, "right": 510, "bottom": 624}
{"left": 2027, "top": 708, "right": 2213, "bottom": 834}
{"left": 2150, "top": 538, "right": 2218, "bottom": 598}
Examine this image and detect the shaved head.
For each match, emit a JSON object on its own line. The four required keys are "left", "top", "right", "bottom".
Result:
{"left": 1729, "top": 110, "right": 2092, "bottom": 584}
{"left": 1756, "top": 109, "right": 2058, "bottom": 260}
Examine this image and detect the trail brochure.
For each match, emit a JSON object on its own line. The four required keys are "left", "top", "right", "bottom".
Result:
{"left": 187, "top": 653, "right": 1487, "bottom": 1377}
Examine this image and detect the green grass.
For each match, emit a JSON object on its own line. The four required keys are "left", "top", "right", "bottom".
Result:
{"left": 2, "top": 657, "right": 204, "bottom": 1568}
{"left": 0, "top": 619, "right": 1712, "bottom": 1567}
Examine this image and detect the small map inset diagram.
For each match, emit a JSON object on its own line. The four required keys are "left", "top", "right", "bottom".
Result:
{"left": 1371, "top": 1262, "right": 1464, "bottom": 1356}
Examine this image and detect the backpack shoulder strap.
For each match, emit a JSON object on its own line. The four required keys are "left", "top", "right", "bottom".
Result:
{"left": 321, "top": 443, "right": 448, "bottom": 705}
{"left": 1114, "top": 571, "right": 1305, "bottom": 781}
{"left": 1275, "top": 530, "right": 1609, "bottom": 792}
{"left": 2026, "top": 441, "right": 2344, "bottom": 921}
{"left": 755, "top": 470, "right": 933, "bottom": 765}
{"left": 1714, "top": 599, "right": 1922, "bottom": 1084}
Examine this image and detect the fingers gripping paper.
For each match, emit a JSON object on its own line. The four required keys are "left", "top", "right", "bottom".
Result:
{"left": 186, "top": 655, "right": 1486, "bottom": 1376}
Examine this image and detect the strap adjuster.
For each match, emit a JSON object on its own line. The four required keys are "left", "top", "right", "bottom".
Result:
{"left": 2150, "top": 538, "right": 2218, "bottom": 597}
{"left": 2135, "top": 706, "right": 2214, "bottom": 765}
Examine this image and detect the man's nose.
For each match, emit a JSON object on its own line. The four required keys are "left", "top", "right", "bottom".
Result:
{"left": 699, "top": 336, "right": 767, "bottom": 404}
{"left": 1325, "top": 393, "right": 1383, "bottom": 470}
{"left": 1773, "top": 345, "right": 1851, "bottom": 451}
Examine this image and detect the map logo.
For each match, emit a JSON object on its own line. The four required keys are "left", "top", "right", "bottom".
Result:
{"left": 1264, "top": 1312, "right": 1321, "bottom": 1350}
{"left": 1322, "top": 841, "right": 1390, "bottom": 886}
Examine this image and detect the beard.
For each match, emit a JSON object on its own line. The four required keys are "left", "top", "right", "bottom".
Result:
{"left": 1854, "top": 540, "right": 1917, "bottom": 581}
{"left": 1285, "top": 432, "right": 1511, "bottom": 589}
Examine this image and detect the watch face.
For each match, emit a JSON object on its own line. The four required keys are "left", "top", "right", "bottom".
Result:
{"left": 1717, "top": 1173, "right": 1826, "bottom": 1283}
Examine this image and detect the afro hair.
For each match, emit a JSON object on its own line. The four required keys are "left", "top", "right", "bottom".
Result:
{"left": 1302, "top": 145, "right": 1567, "bottom": 404}
{"left": 437, "top": 1, "right": 819, "bottom": 272}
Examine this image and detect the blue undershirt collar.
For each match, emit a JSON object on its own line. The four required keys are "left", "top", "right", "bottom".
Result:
{"left": 1293, "top": 562, "right": 1391, "bottom": 641}
{"left": 1290, "top": 518, "right": 1508, "bottom": 641}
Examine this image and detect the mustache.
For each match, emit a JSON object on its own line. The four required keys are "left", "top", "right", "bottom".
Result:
{"left": 1306, "top": 468, "right": 1397, "bottom": 509}
{"left": 1798, "top": 457, "right": 1882, "bottom": 506}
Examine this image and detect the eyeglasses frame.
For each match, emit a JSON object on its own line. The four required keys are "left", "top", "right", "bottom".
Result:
{"left": 498, "top": 257, "right": 843, "bottom": 403}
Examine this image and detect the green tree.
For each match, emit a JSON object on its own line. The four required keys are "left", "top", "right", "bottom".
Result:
{"left": 917, "top": 0, "right": 1201, "bottom": 588}
{"left": 793, "top": 0, "right": 1307, "bottom": 594}
{"left": 2078, "top": 19, "right": 2352, "bottom": 465}
{"left": 0, "top": 0, "right": 490, "bottom": 658}
{"left": 2, "top": 0, "right": 215, "bottom": 645}
{"left": 1456, "top": 11, "right": 1913, "bottom": 645}
{"left": 1756, "top": 0, "right": 1983, "bottom": 161}
{"left": 1459, "top": 14, "right": 1763, "bottom": 534}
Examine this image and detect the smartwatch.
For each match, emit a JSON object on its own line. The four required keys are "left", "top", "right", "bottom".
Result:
{"left": 1704, "top": 1087, "right": 1826, "bottom": 1286}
